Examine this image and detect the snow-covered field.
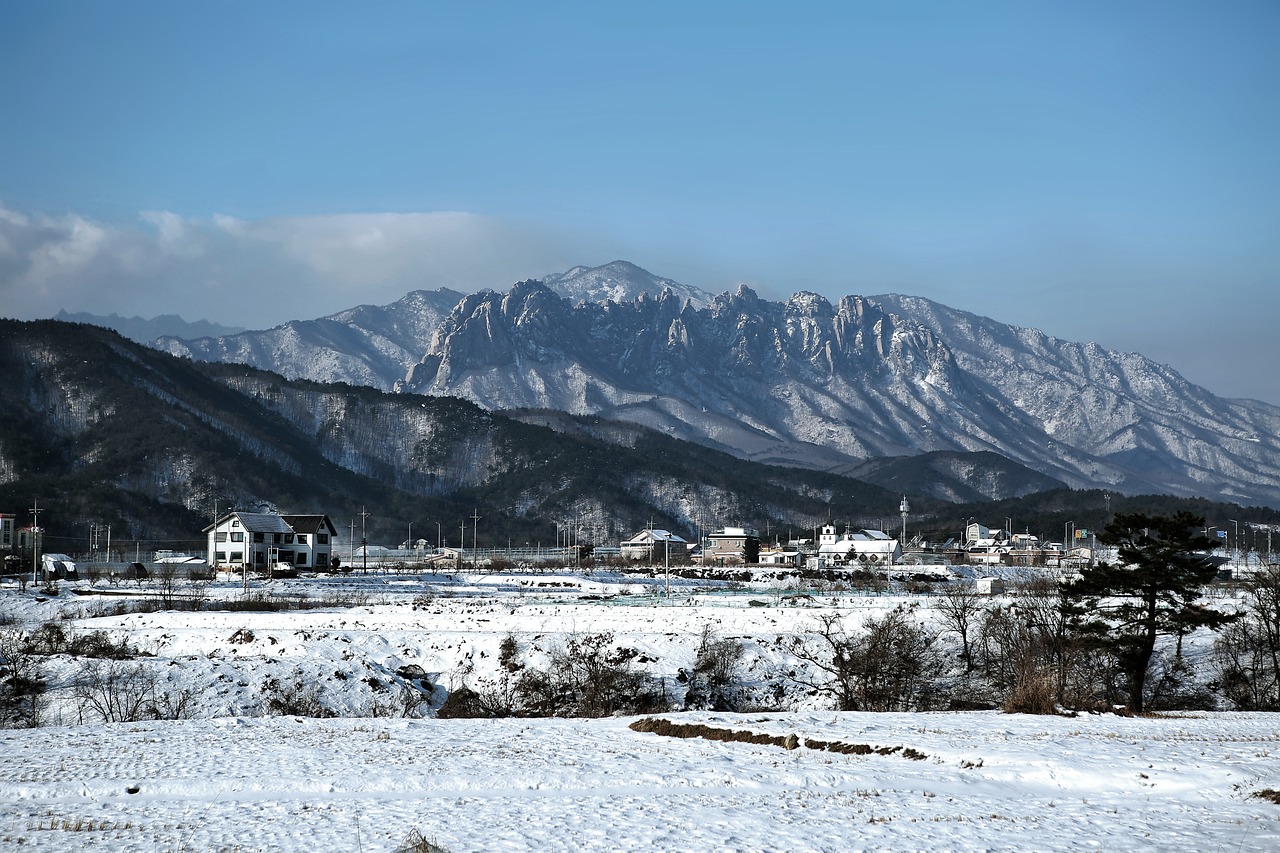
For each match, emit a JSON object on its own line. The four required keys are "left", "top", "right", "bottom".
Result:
{"left": 2, "top": 570, "right": 1278, "bottom": 851}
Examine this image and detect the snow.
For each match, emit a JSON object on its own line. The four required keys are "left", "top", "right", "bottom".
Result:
{"left": 3, "top": 571, "right": 1279, "bottom": 851}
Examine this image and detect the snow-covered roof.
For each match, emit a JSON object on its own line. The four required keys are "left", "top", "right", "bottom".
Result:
{"left": 622, "top": 529, "right": 687, "bottom": 546}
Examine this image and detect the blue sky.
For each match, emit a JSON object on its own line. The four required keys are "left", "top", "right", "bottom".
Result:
{"left": 2, "top": 1, "right": 1277, "bottom": 402}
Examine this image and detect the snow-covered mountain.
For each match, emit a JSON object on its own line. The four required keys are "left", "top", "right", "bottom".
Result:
{"left": 540, "top": 259, "right": 715, "bottom": 307}
{"left": 151, "top": 262, "right": 707, "bottom": 391}
{"left": 395, "top": 280, "right": 1280, "bottom": 506}
{"left": 151, "top": 261, "right": 1280, "bottom": 506}
{"left": 156, "top": 288, "right": 466, "bottom": 391}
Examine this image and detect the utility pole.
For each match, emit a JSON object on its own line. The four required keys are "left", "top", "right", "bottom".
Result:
{"left": 471, "top": 509, "right": 481, "bottom": 562}
{"left": 360, "top": 506, "right": 370, "bottom": 574}
{"left": 29, "top": 500, "right": 41, "bottom": 586}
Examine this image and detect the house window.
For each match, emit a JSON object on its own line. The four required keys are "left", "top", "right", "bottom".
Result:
{"left": 215, "top": 551, "right": 227, "bottom": 562}
{"left": 232, "top": 519, "right": 240, "bottom": 528}
{"left": 230, "top": 551, "right": 243, "bottom": 562}
{"left": 316, "top": 553, "right": 329, "bottom": 567}
{"left": 318, "top": 533, "right": 329, "bottom": 545}
{"left": 231, "top": 532, "right": 244, "bottom": 542}
{"left": 216, "top": 532, "right": 228, "bottom": 543}
{"left": 296, "top": 534, "right": 307, "bottom": 545}
{"left": 253, "top": 533, "right": 264, "bottom": 543}
{"left": 295, "top": 552, "right": 307, "bottom": 565}
{"left": 283, "top": 534, "right": 294, "bottom": 544}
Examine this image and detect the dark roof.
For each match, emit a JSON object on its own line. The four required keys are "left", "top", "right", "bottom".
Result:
{"left": 282, "top": 515, "right": 336, "bottom": 535}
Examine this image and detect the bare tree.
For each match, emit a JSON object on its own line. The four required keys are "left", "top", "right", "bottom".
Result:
{"left": 788, "top": 608, "right": 943, "bottom": 712}
{"left": 152, "top": 562, "right": 181, "bottom": 610}
{"left": 935, "top": 583, "right": 987, "bottom": 672}
{"left": 73, "top": 660, "right": 158, "bottom": 723}
{"left": 0, "top": 629, "right": 46, "bottom": 728}
{"left": 1215, "top": 566, "right": 1280, "bottom": 710}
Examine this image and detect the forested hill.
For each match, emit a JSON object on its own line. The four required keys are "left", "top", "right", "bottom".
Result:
{"left": 0, "top": 319, "right": 928, "bottom": 549}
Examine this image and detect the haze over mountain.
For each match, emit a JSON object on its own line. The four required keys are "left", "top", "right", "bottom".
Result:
{"left": 141, "top": 261, "right": 1280, "bottom": 507}
{"left": 54, "top": 310, "right": 246, "bottom": 343}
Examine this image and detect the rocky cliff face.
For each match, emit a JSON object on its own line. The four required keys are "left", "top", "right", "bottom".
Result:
{"left": 397, "top": 280, "right": 1280, "bottom": 507}
{"left": 147, "top": 261, "right": 1280, "bottom": 507}
{"left": 156, "top": 288, "right": 466, "bottom": 391}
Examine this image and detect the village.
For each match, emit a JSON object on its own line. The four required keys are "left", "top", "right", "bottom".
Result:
{"left": 1, "top": 500, "right": 1121, "bottom": 589}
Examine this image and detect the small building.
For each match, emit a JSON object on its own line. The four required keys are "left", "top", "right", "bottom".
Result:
{"left": 620, "top": 529, "right": 688, "bottom": 563}
{"left": 205, "top": 511, "right": 337, "bottom": 572}
{"left": 703, "top": 526, "right": 760, "bottom": 565}
{"left": 0, "top": 513, "right": 14, "bottom": 551}
{"left": 976, "top": 577, "right": 1006, "bottom": 595}
{"left": 757, "top": 547, "right": 803, "bottom": 567}
{"left": 40, "top": 553, "right": 77, "bottom": 581}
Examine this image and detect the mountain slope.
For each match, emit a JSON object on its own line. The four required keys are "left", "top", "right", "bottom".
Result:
{"left": 869, "top": 294, "right": 1280, "bottom": 507}
{"left": 396, "top": 281, "right": 1280, "bottom": 507}
{"left": 540, "top": 259, "right": 715, "bottom": 307}
{"left": 143, "top": 261, "right": 1280, "bottom": 507}
{"left": 0, "top": 319, "right": 930, "bottom": 547}
{"left": 155, "top": 288, "right": 466, "bottom": 391}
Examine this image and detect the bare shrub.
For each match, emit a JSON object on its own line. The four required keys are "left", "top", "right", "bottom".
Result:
{"left": 435, "top": 685, "right": 507, "bottom": 719}
{"left": 150, "top": 687, "right": 198, "bottom": 720}
{"left": 0, "top": 628, "right": 46, "bottom": 728}
{"left": 979, "top": 579, "right": 1115, "bottom": 713}
{"left": 152, "top": 562, "right": 181, "bottom": 610}
{"left": 684, "top": 624, "right": 745, "bottom": 711}
{"left": 1002, "top": 664, "right": 1058, "bottom": 715}
{"left": 483, "top": 632, "right": 668, "bottom": 718}
{"left": 1215, "top": 566, "right": 1280, "bottom": 710}
{"left": 787, "top": 607, "right": 944, "bottom": 712}
{"left": 23, "top": 621, "right": 68, "bottom": 655}
{"left": 396, "top": 829, "right": 453, "bottom": 853}
{"left": 67, "top": 630, "right": 138, "bottom": 660}
{"left": 262, "top": 675, "right": 334, "bottom": 717}
{"left": 541, "top": 632, "right": 665, "bottom": 717}
{"left": 73, "top": 660, "right": 158, "bottom": 723}
{"left": 398, "top": 683, "right": 434, "bottom": 718}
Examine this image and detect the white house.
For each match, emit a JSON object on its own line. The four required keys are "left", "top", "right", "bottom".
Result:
{"left": 620, "top": 529, "right": 687, "bottom": 562}
{"left": 205, "top": 511, "right": 337, "bottom": 572}
{"left": 815, "top": 524, "right": 902, "bottom": 567}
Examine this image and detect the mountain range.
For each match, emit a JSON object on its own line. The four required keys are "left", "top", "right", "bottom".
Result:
{"left": 2, "top": 318, "right": 969, "bottom": 548}
{"left": 145, "top": 261, "right": 1280, "bottom": 508}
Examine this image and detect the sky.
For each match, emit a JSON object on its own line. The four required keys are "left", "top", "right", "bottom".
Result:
{"left": 1, "top": 1, "right": 1277, "bottom": 403}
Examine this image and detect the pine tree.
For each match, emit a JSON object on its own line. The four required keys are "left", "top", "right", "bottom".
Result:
{"left": 1063, "top": 511, "right": 1235, "bottom": 713}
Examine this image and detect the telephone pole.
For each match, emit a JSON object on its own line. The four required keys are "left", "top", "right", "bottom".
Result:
{"left": 360, "top": 506, "right": 371, "bottom": 574}
{"left": 29, "top": 500, "right": 42, "bottom": 585}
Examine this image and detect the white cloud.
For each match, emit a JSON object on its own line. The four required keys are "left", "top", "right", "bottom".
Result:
{"left": 0, "top": 204, "right": 575, "bottom": 325}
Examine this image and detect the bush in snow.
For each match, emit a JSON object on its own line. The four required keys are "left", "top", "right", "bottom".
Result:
{"left": 682, "top": 624, "right": 745, "bottom": 711}
{"left": 262, "top": 675, "right": 335, "bottom": 718}
{"left": 786, "top": 607, "right": 944, "bottom": 712}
